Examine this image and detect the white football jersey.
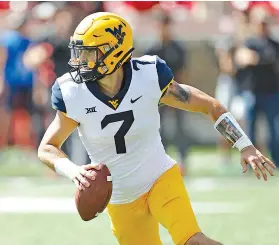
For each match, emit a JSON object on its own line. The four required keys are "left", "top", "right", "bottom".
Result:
{"left": 52, "top": 55, "right": 176, "bottom": 204}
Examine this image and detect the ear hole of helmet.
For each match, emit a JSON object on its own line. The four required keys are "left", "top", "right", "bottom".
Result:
{"left": 114, "top": 51, "right": 123, "bottom": 58}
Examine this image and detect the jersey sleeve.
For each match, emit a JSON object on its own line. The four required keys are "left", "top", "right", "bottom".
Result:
{"left": 155, "top": 56, "right": 174, "bottom": 95}
{"left": 51, "top": 80, "right": 67, "bottom": 113}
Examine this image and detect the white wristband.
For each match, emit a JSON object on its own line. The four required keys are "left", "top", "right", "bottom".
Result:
{"left": 234, "top": 136, "right": 253, "bottom": 152}
{"left": 214, "top": 112, "right": 253, "bottom": 152}
{"left": 53, "top": 158, "right": 79, "bottom": 180}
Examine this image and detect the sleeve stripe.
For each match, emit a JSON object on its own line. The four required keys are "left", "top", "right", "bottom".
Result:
{"left": 52, "top": 107, "right": 68, "bottom": 117}
{"left": 52, "top": 107, "right": 80, "bottom": 124}
{"left": 161, "top": 78, "right": 174, "bottom": 95}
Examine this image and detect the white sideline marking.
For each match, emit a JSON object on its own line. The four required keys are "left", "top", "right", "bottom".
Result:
{"left": 0, "top": 197, "right": 246, "bottom": 214}
{"left": 188, "top": 178, "right": 220, "bottom": 191}
{"left": 0, "top": 197, "right": 76, "bottom": 213}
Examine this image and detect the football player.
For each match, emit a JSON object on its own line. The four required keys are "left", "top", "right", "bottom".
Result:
{"left": 38, "top": 13, "right": 276, "bottom": 245}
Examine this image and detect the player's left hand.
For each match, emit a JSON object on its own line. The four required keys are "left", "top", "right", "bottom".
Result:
{"left": 240, "top": 145, "right": 276, "bottom": 181}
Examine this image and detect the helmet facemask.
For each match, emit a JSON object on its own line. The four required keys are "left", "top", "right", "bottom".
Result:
{"left": 68, "top": 40, "right": 112, "bottom": 83}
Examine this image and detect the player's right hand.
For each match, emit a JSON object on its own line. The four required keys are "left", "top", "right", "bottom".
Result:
{"left": 71, "top": 165, "right": 97, "bottom": 191}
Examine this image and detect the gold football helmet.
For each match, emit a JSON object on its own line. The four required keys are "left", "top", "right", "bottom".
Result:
{"left": 68, "top": 12, "right": 134, "bottom": 83}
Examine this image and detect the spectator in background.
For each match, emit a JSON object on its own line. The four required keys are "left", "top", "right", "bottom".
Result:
{"left": 234, "top": 9, "right": 279, "bottom": 167}
{"left": 215, "top": 10, "right": 250, "bottom": 166}
{"left": 0, "top": 12, "right": 51, "bottom": 148}
{"left": 145, "top": 14, "right": 189, "bottom": 175}
{"left": 34, "top": 2, "right": 104, "bottom": 165}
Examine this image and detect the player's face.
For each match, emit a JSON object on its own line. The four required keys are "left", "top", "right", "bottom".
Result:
{"left": 70, "top": 48, "right": 104, "bottom": 71}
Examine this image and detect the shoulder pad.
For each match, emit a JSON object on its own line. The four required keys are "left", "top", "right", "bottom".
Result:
{"left": 56, "top": 73, "right": 74, "bottom": 86}
{"left": 133, "top": 55, "right": 157, "bottom": 63}
{"left": 57, "top": 73, "right": 79, "bottom": 101}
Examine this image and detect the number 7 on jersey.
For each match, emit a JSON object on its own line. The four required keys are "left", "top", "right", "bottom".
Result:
{"left": 101, "top": 110, "right": 135, "bottom": 154}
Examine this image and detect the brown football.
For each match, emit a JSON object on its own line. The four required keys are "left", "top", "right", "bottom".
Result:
{"left": 75, "top": 164, "right": 112, "bottom": 221}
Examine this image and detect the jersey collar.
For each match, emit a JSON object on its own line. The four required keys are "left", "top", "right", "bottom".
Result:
{"left": 85, "top": 61, "right": 132, "bottom": 110}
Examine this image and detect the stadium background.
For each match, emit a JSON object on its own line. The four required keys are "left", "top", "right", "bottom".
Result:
{"left": 0, "top": 1, "right": 278, "bottom": 245}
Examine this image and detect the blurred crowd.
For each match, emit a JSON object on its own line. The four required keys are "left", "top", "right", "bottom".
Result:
{"left": 0, "top": 1, "right": 279, "bottom": 171}
{"left": 215, "top": 6, "right": 279, "bottom": 168}
{"left": 0, "top": 1, "right": 105, "bottom": 164}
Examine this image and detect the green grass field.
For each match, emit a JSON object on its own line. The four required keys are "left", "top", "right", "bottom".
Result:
{"left": 0, "top": 147, "right": 278, "bottom": 245}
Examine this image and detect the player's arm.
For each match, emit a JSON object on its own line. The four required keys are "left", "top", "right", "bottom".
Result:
{"left": 160, "top": 82, "right": 226, "bottom": 121}
{"left": 38, "top": 111, "right": 93, "bottom": 190}
{"left": 160, "top": 81, "right": 276, "bottom": 180}
{"left": 38, "top": 81, "right": 95, "bottom": 190}
{"left": 38, "top": 110, "right": 78, "bottom": 172}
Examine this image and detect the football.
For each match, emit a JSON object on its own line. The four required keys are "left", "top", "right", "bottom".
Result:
{"left": 75, "top": 164, "right": 112, "bottom": 221}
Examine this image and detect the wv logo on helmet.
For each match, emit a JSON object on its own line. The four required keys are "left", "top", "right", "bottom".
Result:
{"left": 105, "top": 25, "right": 125, "bottom": 43}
